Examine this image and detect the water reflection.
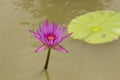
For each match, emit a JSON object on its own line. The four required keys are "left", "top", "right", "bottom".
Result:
{"left": 44, "top": 70, "right": 50, "bottom": 80}
{"left": 35, "top": 70, "right": 50, "bottom": 80}
{"left": 13, "top": 0, "right": 107, "bottom": 26}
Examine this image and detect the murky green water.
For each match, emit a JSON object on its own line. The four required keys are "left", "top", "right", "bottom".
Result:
{"left": 0, "top": 0, "right": 120, "bottom": 80}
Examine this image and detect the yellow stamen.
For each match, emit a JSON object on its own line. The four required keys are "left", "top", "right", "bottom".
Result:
{"left": 48, "top": 36, "right": 54, "bottom": 40}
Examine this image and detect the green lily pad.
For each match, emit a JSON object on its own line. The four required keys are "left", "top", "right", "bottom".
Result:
{"left": 68, "top": 10, "right": 120, "bottom": 44}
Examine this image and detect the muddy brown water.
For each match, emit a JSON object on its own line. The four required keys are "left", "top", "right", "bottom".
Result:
{"left": 0, "top": 0, "right": 120, "bottom": 80}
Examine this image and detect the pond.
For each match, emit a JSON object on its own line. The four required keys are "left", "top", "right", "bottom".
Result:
{"left": 0, "top": 0, "right": 120, "bottom": 80}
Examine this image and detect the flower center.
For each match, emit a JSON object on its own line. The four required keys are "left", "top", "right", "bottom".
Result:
{"left": 92, "top": 26, "right": 101, "bottom": 32}
{"left": 47, "top": 35, "right": 55, "bottom": 40}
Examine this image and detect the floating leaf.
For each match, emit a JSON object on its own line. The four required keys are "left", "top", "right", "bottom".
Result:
{"left": 68, "top": 10, "right": 120, "bottom": 44}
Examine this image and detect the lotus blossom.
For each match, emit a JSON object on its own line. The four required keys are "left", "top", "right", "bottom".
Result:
{"left": 29, "top": 21, "right": 72, "bottom": 53}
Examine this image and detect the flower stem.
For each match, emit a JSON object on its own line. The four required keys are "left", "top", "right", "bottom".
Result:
{"left": 44, "top": 48, "right": 51, "bottom": 70}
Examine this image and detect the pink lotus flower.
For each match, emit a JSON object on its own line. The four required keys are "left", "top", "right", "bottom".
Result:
{"left": 29, "top": 21, "right": 72, "bottom": 53}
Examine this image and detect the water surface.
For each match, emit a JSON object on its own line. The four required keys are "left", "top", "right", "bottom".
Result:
{"left": 0, "top": 0, "right": 120, "bottom": 80}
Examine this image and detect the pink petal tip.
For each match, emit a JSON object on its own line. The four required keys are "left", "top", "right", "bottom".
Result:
{"left": 29, "top": 30, "right": 36, "bottom": 35}
{"left": 53, "top": 45, "right": 68, "bottom": 53}
{"left": 35, "top": 45, "right": 48, "bottom": 53}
